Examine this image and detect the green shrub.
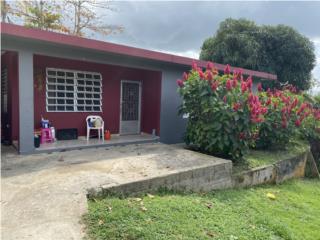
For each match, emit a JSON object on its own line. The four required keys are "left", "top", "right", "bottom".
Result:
{"left": 256, "top": 88, "right": 304, "bottom": 148}
{"left": 178, "top": 62, "right": 263, "bottom": 160}
{"left": 177, "top": 62, "right": 320, "bottom": 161}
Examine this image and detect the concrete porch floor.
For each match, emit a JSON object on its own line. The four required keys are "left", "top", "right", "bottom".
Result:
{"left": 1, "top": 143, "right": 232, "bottom": 240}
{"left": 13, "top": 133, "right": 159, "bottom": 153}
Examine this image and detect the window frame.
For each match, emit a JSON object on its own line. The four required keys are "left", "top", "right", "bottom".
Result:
{"left": 46, "top": 68, "right": 102, "bottom": 112}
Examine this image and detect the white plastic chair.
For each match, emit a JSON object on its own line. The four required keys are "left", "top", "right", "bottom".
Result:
{"left": 86, "top": 115, "right": 104, "bottom": 141}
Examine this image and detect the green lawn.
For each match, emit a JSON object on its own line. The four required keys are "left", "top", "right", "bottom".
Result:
{"left": 84, "top": 179, "right": 320, "bottom": 240}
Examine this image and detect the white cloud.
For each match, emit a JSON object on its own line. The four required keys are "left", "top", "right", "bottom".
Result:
{"left": 154, "top": 49, "right": 200, "bottom": 59}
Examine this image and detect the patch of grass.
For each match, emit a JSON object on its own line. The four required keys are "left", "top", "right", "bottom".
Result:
{"left": 83, "top": 179, "right": 320, "bottom": 240}
{"left": 233, "top": 140, "right": 309, "bottom": 174}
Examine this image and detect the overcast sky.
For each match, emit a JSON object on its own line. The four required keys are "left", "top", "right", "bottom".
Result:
{"left": 96, "top": 1, "right": 320, "bottom": 93}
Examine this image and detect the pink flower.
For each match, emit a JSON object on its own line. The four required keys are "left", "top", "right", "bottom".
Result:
{"left": 233, "top": 103, "right": 241, "bottom": 111}
{"left": 251, "top": 117, "right": 263, "bottom": 123}
{"left": 295, "top": 119, "right": 301, "bottom": 127}
{"left": 206, "top": 62, "right": 214, "bottom": 71}
{"left": 182, "top": 72, "right": 188, "bottom": 81}
{"left": 257, "top": 83, "right": 263, "bottom": 92}
{"left": 291, "top": 98, "right": 298, "bottom": 108}
{"left": 260, "top": 107, "right": 268, "bottom": 114}
{"left": 192, "top": 60, "right": 197, "bottom": 70}
{"left": 205, "top": 71, "right": 213, "bottom": 81}
{"left": 233, "top": 68, "right": 243, "bottom": 80}
{"left": 266, "top": 98, "right": 271, "bottom": 106}
{"left": 241, "top": 80, "right": 247, "bottom": 93}
{"left": 232, "top": 78, "right": 238, "bottom": 88}
{"left": 224, "top": 64, "right": 231, "bottom": 75}
{"left": 226, "top": 79, "right": 233, "bottom": 91}
{"left": 198, "top": 69, "right": 205, "bottom": 79}
{"left": 211, "top": 81, "right": 218, "bottom": 91}
{"left": 223, "top": 95, "right": 227, "bottom": 103}
{"left": 177, "top": 79, "right": 184, "bottom": 88}
{"left": 246, "top": 76, "right": 253, "bottom": 90}
{"left": 267, "top": 88, "right": 272, "bottom": 97}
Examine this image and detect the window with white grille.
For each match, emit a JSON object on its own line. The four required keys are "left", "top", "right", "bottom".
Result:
{"left": 46, "top": 68, "right": 102, "bottom": 112}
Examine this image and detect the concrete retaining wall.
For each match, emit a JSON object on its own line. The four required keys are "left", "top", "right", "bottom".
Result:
{"left": 87, "top": 161, "right": 233, "bottom": 198}
{"left": 87, "top": 148, "right": 310, "bottom": 198}
{"left": 233, "top": 151, "right": 309, "bottom": 188}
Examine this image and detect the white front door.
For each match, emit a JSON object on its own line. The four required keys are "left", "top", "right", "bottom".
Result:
{"left": 120, "top": 80, "right": 141, "bottom": 135}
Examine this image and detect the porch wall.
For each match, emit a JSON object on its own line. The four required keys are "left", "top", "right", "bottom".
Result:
{"left": 2, "top": 38, "right": 188, "bottom": 150}
{"left": 7, "top": 54, "right": 161, "bottom": 140}
{"left": 1, "top": 51, "right": 19, "bottom": 141}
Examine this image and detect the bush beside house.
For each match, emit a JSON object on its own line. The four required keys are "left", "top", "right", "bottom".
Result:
{"left": 177, "top": 62, "right": 320, "bottom": 161}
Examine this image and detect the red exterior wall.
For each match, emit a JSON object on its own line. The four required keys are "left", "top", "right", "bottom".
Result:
{"left": 1, "top": 51, "right": 19, "bottom": 141}
{"left": 31, "top": 55, "right": 161, "bottom": 138}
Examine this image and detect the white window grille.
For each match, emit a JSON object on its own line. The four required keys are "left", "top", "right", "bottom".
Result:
{"left": 46, "top": 68, "right": 102, "bottom": 112}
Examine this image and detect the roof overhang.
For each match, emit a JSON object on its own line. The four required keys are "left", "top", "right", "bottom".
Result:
{"left": 1, "top": 23, "right": 277, "bottom": 80}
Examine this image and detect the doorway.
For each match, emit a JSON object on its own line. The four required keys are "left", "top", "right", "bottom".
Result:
{"left": 120, "top": 80, "right": 141, "bottom": 135}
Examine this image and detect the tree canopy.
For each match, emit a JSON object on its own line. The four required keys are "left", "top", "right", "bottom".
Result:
{"left": 200, "top": 18, "right": 316, "bottom": 90}
{"left": 1, "top": 0, "right": 123, "bottom": 37}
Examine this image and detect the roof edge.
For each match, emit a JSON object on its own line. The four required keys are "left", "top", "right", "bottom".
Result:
{"left": 1, "top": 23, "right": 277, "bottom": 80}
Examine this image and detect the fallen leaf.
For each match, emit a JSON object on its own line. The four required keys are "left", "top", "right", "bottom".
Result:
{"left": 249, "top": 224, "right": 256, "bottom": 229}
{"left": 147, "top": 194, "right": 155, "bottom": 199}
{"left": 229, "top": 235, "right": 238, "bottom": 240}
{"left": 267, "top": 193, "right": 276, "bottom": 200}
{"left": 140, "top": 206, "right": 147, "bottom": 212}
{"left": 205, "top": 202, "right": 213, "bottom": 209}
{"left": 205, "top": 231, "right": 216, "bottom": 237}
{"left": 98, "top": 219, "right": 104, "bottom": 225}
{"left": 133, "top": 198, "right": 142, "bottom": 202}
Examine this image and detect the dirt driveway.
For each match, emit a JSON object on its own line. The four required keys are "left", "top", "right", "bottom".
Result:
{"left": 1, "top": 143, "right": 227, "bottom": 240}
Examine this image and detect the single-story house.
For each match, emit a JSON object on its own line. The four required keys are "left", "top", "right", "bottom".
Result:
{"left": 1, "top": 23, "right": 277, "bottom": 154}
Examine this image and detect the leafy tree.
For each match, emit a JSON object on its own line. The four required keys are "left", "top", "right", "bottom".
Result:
{"left": 200, "top": 19, "right": 268, "bottom": 71}
{"left": 200, "top": 18, "right": 316, "bottom": 90}
{"left": 6, "top": 0, "right": 123, "bottom": 37}
{"left": 63, "top": 0, "right": 124, "bottom": 37}
{"left": 258, "top": 25, "right": 316, "bottom": 90}
{"left": 11, "top": 0, "right": 67, "bottom": 32}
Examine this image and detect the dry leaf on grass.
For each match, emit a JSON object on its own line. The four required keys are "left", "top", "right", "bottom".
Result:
{"left": 98, "top": 219, "right": 104, "bottom": 225}
{"left": 147, "top": 194, "right": 155, "bottom": 198}
{"left": 266, "top": 193, "right": 276, "bottom": 200}
{"left": 205, "top": 202, "right": 213, "bottom": 209}
{"left": 204, "top": 230, "right": 216, "bottom": 237}
{"left": 140, "top": 206, "right": 148, "bottom": 212}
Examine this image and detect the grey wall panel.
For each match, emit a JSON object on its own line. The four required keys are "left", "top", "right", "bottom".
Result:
{"left": 160, "top": 67, "right": 188, "bottom": 144}
{"left": 18, "top": 51, "right": 34, "bottom": 154}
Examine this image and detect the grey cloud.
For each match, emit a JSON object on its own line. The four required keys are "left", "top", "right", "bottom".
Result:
{"left": 99, "top": 1, "right": 320, "bottom": 53}
{"left": 95, "top": 1, "right": 320, "bottom": 92}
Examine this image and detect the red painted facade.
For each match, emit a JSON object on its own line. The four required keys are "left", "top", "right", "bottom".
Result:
{"left": 3, "top": 53, "right": 162, "bottom": 140}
